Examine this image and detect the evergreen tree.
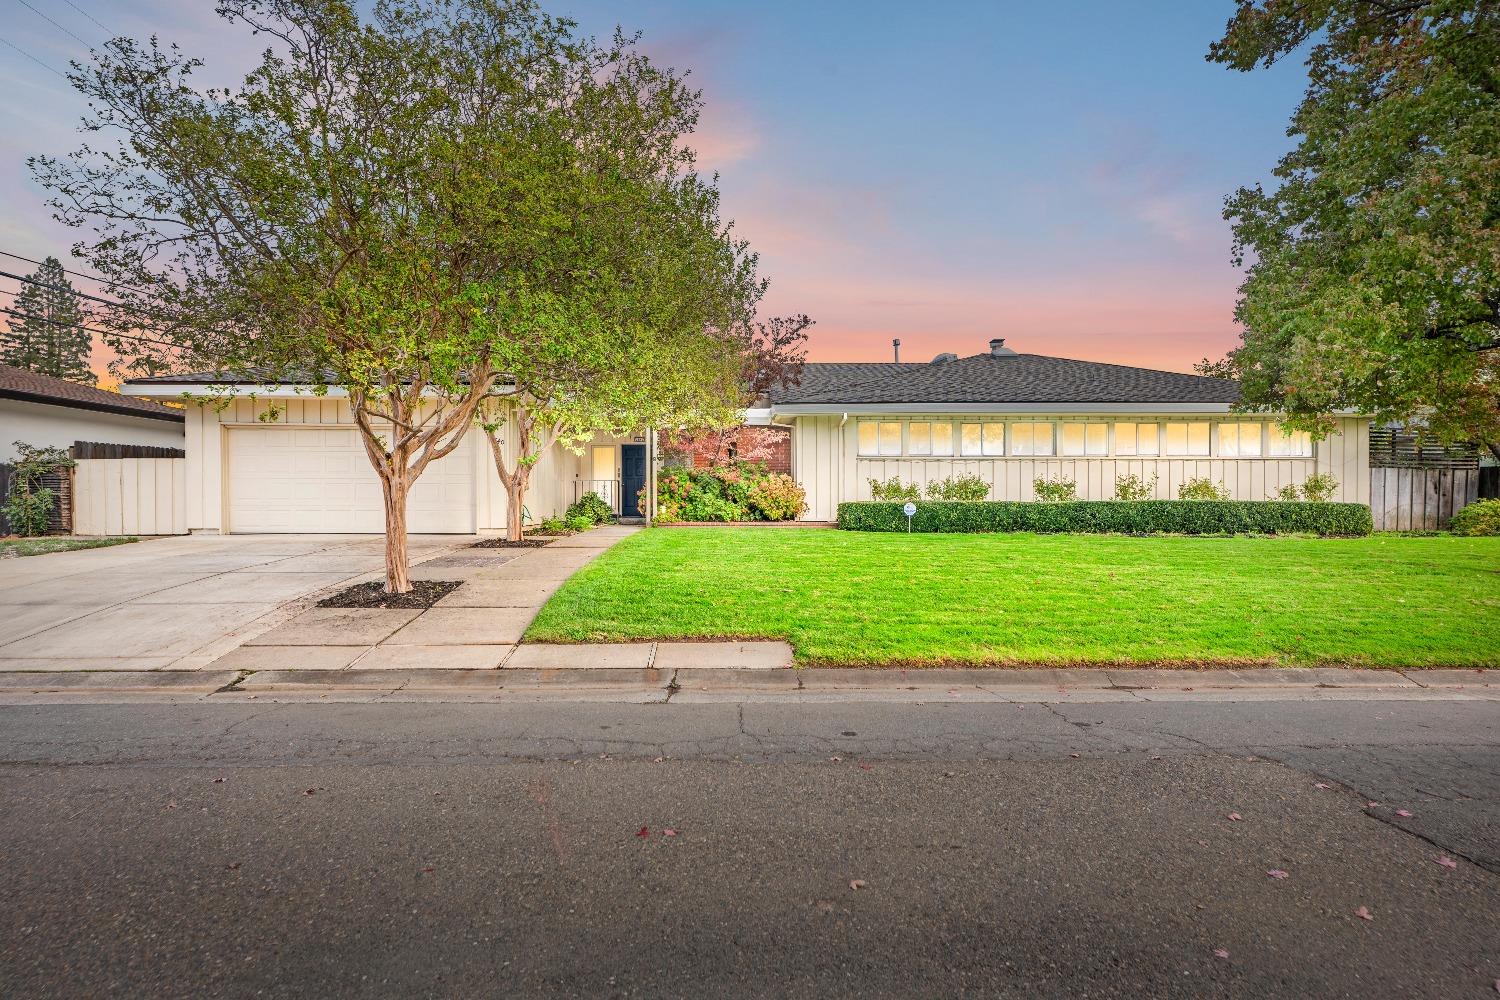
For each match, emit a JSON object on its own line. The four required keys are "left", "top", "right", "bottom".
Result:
{"left": 1, "top": 257, "right": 93, "bottom": 383}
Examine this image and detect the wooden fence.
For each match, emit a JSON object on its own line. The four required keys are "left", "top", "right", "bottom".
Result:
{"left": 1369, "top": 467, "right": 1481, "bottom": 531}
{"left": 72, "top": 458, "right": 187, "bottom": 536}
{"left": 0, "top": 464, "right": 72, "bottom": 535}
{"left": 71, "top": 440, "right": 186, "bottom": 460}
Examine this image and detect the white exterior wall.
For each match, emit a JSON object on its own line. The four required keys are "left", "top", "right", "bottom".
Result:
{"left": 791, "top": 413, "right": 1371, "bottom": 521}
{"left": 178, "top": 395, "right": 633, "bottom": 534}
{"left": 0, "top": 397, "right": 184, "bottom": 462}
{"left": 73, "top": 458, "right": 187, "bottom": 536}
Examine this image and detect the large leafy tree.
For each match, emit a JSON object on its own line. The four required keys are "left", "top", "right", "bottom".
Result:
{"left": 1, "top": 257, "right": 93, "bottom": 383}
{"left": 32, "top": 0, "right": 754, "bottom": 590}
{"left": 1204, "top": 1, "right": 1500, "bottom": 456}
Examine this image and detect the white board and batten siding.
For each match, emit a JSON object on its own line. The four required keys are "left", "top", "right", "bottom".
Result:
{"left": 792, "top": 414, "right": 1371, "bottom": 522}
{"left": 73, "top": 458, "right": 187, "bottom": 536}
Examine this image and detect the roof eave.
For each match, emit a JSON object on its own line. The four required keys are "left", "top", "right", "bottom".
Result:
{"left": 0, "top": 387, "right": 185, "bottom": 423}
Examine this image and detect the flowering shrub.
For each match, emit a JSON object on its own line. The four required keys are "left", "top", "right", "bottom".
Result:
{"left": 748, "top": 473, "right": 808, "bottom": 521}
{"left": 655, "top": 463, "right": 805, "bottom": 522}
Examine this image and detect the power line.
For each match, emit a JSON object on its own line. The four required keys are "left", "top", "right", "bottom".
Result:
{"left": 0, "top": 34, "right": 68, "bottom": 79}
{"left": 0, "top": 250, "right": 152, "bottom": 297}
{"left": 0, "top": 267, "right": 131, "bottom": 309}
{"left": 0, "top": 304, "right": 187, "bottom": 354}
{"left": 59, "top": 0, "right": 110, "bottom": 35}
{"left": 14, "top": 0, "right": 93, "bottom": 48}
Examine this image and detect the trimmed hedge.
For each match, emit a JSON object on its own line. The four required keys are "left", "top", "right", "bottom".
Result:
{"left": 837, "top": 500, "right": 1373, "bottom": 537}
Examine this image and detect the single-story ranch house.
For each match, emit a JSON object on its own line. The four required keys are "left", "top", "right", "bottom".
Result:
{"left": 1, "top": 362, "right": 185, "bottom": 463}
{"left": 119, "top": 338, "right": 1371, "bottom": 533}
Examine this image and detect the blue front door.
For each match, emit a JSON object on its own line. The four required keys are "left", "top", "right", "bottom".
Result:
{"left": 620, "top": 444, "right": 647, "bottom": 518}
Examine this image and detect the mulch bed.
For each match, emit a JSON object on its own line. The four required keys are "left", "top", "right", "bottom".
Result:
{"left": 470, "top": 537, "right": 553, "bottom": 549}
{"left": 317, "top": 579, "right": 462, "bottom": 610}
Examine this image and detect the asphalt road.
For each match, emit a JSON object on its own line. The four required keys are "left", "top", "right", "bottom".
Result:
{"left": 1, "top": 699, "right": 1497, "bottom": 999}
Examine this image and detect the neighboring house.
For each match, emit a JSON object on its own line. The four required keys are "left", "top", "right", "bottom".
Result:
{"left": 751, "top": 338, "right": 1371, "bottom": 521}
{"left": 119, "top": 339, "right": 1372, "bottom": 534}
{"left": 0, "top": 363, "right": 185, "bottom": 463}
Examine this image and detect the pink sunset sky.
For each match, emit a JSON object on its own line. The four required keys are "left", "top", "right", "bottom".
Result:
{"left": 0, "top": 1, "right": 1310, "bottom": 380}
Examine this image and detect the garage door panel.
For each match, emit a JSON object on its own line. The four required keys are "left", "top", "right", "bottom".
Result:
{"left": 227, "top": 427, "right": 474, "bottom": 533}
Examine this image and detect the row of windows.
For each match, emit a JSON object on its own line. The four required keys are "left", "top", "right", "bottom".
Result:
{"left": 856, "top": 420, "right": 1314, "bottom": 459}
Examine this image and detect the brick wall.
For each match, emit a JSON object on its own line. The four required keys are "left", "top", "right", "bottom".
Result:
{"left": 662, "top": 426, "right": 791, "bottom": 474}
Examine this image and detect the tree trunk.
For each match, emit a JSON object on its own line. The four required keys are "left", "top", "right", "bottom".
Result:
{"left": 380, "top": 473, "right": 412, "bottom": 593}
{"left": 504, "top": 467, "right": 532, "bottom": 542}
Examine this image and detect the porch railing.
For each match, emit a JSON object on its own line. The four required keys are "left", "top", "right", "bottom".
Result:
{"left": 575, "top": 479, "right": 621, "bottom": 513}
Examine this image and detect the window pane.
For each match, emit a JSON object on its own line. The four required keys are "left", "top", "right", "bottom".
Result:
{"left": 1268, "top": 425, "right": 1310, "bottom": 457}
{"left": 1218, "top": 422, "right": 1239, "bottom": 457}
{"left": 1187, "top": 422, "right": 1210, "bottom": 455}
{"left": 1165, "top": 423, "right": 1187, "bottom": 454}
{"left": 879, "top": 421, "right": 901, "bottom": 456}
{"left": 1291, "top": 430, "right": 1311, "bottom": 457}
{"left": 591, "top": 446, "right": 614, "bottom": 482}
{"left": 1086, "top": 423, "right": 1107, "bottom": 456}
{"left": 909, "top": 422, "right": 932, "bottom": 456}
{"left": 1137, "top": 423, "right": 1159, "bottom": 455}
{"left": 1115, "top": 422, "right": 1137, "bottom": 456}
{"left": 931, "top": 422, "right": 954, "bottom": 456}
{"left": 858, "top": 422, "right": 878, "bottom": 455}
{"left": 1008, "top": 423, "right": 1031, "bottom": 455}
{"left": 1237, "top": 422, "right": 1262, "bottom": 457}
{"left": 1032, "top": 423, "right": 1054, "bottom": 456}
{"left": 1060, "top": 423, "right": 1086, "bottom": 456}
{"left": 960, "top": 423, "right": 982, "bottom": 456}
{"left": 982, "top": 423, "right": 1004, "bottom": 456}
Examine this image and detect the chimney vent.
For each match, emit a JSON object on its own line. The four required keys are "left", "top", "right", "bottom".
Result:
{"left": 892, "top": 338, "right": 901, "bottom": 363}
{"left": 989, "top": 337, "right": 1017, "bottom": 357}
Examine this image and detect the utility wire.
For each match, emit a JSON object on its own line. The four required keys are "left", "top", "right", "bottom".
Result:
{"left": 0, "top": 34, "right": 68, "bottom": 79}
{"left": 0, "top": 304, "right": 188, "bottom": 355}
{"left": 14, "top": 0, "right": 93, "bottom": 48}
{"left": 59, "top": 0, "right": 109, "bottom": 35}
{"left": 0, "top": 267, "right": 132, "bottom": 309}
{"left": 0, "top": 250, "right": 152, "bottom": 297}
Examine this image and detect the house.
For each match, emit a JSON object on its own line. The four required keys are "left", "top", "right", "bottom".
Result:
{"left": 0, "top": 363, "right": 184, "bottom": 462}
{"left": 751, "top": 338, "right": 1371, "bottom": 520}
{"left": 117, "top": 338, "right": 1372, "bottom": 534}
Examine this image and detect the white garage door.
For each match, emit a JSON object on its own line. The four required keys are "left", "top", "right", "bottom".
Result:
{"left": 226, "top": 427, "right": 475, "bottom": 533}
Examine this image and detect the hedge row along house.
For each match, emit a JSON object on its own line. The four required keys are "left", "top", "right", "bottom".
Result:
{"left": 116, "top": 338, "right": 1371, "bottom": 533}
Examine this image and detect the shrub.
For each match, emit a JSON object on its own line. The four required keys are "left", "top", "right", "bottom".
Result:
{"left": 1300, "top": 473, "right": 1339, "bottom": 502}
{"left": 538, "top": 515, "right": 571, "bottom": 534}
{"left": 566, "top": 491, "right": 613, "bottom": 525}
{"left": 868, "top": 477, "right": 921, "bottom": 502}
{"left": 3, "top": 442, "right": 73, "bottom": 537}
{"left": 1113, "top": 473, "right": 1158, "bottom": 502}
{"left": 1032, "top": 476, "right": 1078, "bottom": 503}
{"left": 1271, "top": 473, "right": 1339, "bottom": 502}
{"left": 1450, "top": 499, "right": 1500, "bottom": 536}
{"left": 565, "top": 513, "right": 593, "bottom": 533}
{"left": 747, "top": 473, "right": 807, "bottom": 521}
{"left": 1178, "top": 477, "right": 1231, "bottom": 501}
{"left": 836, "top": 500, "right": 1373, "bottom": 537}
{"left": 925, "top": 475, "right": 990, "bottom": 502}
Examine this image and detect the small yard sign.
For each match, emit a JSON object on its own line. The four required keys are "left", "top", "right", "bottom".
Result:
{"left": 903, "top": 501, "right": 916, "bottom": 532}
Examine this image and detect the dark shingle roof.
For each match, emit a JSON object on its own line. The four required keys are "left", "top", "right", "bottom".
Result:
{"left": 0, "top": 363, "right": 184, "bottom": 422}
{"left": 774, "top": 353, "right": 1240, "bottom": 406}
{"left": 127, "top": 367, "right": 331, "bottom": 386}
{"left": 765, "top": 362, "right": 920, "bottom": 404}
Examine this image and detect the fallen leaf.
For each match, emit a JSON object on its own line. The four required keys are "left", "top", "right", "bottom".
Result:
{"left": 212, "top": 778, "right": 225, "bottom": 784}
{"left": 1367, "top": 801, "right": 1380, "bottom": 808}
{"left": 1213, "top": 948, "right": 1229, "bottom": 959}
{"left": 1267, "top": 869, "right": 1289, "bottom": 880}
{"left": 652, "top": 757, "right": 664, "bottom": 764}
{"left": 422, "top": 866, "right": 435, "bottom": 873}
{"left": 858, "top": 762, "right": 873, "bottom": 771}
{"left": 829, "top": 756, "right": 842, "bottom": 763}
{"left": 1436, "top": 856, "right": 1458, "bottom": 869}
{"left": 1069, "top": 753, "right": 1081, "bottom": 759}
{"left": 1395, "top": 809, "right": 1414, "bottom": 818}
{"left": 1227, "top": 813, "right": 1242, "bottom": 822}
{"left": 225, "top": 862, "right": 240, "bottom": 871}
{"left": 636, "top": 826, "right": 650, "bottom": 838}
{"left": 849, "top": 879, "right": 866, "bottom": 891}
{"left": 303, "top": 788, "right": 317, "bottom": 796}
{"left": 1314, "top": 783, "right": 1331, "bottom": 789}
{"left": 165, "top": 801, "right": 177, "bottom": 810}
{"left": 1182, "top": 687, "right": 1195, "bottom": 692}
{"left": 662, "top": 828, "right": 677, "bottom": 837}
{"left": 1355, "top": 906, "right": 1373, "bottom": 921}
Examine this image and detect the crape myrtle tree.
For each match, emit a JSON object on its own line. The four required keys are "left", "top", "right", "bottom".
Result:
{"left": 32, "top": 0, "right": 754, "bottom": 591}
{"left": 1, "top": 256, "right": 93, "bottom": 383}
{"left": 1202, "top": 1, "right": 1500, "bottom": 456}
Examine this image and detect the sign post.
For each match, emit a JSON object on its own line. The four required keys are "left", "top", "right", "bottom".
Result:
{"left": 903, "top": 501, "right": 916, "bottom": 533}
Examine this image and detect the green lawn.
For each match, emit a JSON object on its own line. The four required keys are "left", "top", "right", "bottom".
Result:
{"left": 526, "top": 528, "right": 1500, "bottom": 667}
{"left": 0, "top": 536, "right": 139, "bottom": 558}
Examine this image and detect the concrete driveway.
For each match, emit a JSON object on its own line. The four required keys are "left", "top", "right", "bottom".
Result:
{"left": 0, "top": 534, "right": 469, "bottom": 670}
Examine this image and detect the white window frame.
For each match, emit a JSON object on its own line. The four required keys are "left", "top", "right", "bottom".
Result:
{"left": 858, "top": 420, "right": 902, "bottom": 457}
{"left": 908, "top": 421, "right": 933, "bottom": 456}
{"left": 1009, "top": 422, "right": 1055, "bottom": 457}
{"left": 1165, "top": 421, "right": 1210, "bottom": 457}
{"left": 1218, "top": 422, "right": 1263, "bottom": 458}
{"left": 1060, "top": 422, "right": 1107, "bottom": 457}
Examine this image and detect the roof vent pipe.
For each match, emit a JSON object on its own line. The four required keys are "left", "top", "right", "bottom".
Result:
{"left": 892, "top": 338, "right": 901, "bottom": 363}
{"left": 989, "top": 337, "right": 1017, "bottom": 357}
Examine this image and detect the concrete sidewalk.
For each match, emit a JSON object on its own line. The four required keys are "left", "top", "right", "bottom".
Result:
{"left": 0, "top": 664, "right": 1492, "bottom": 706}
